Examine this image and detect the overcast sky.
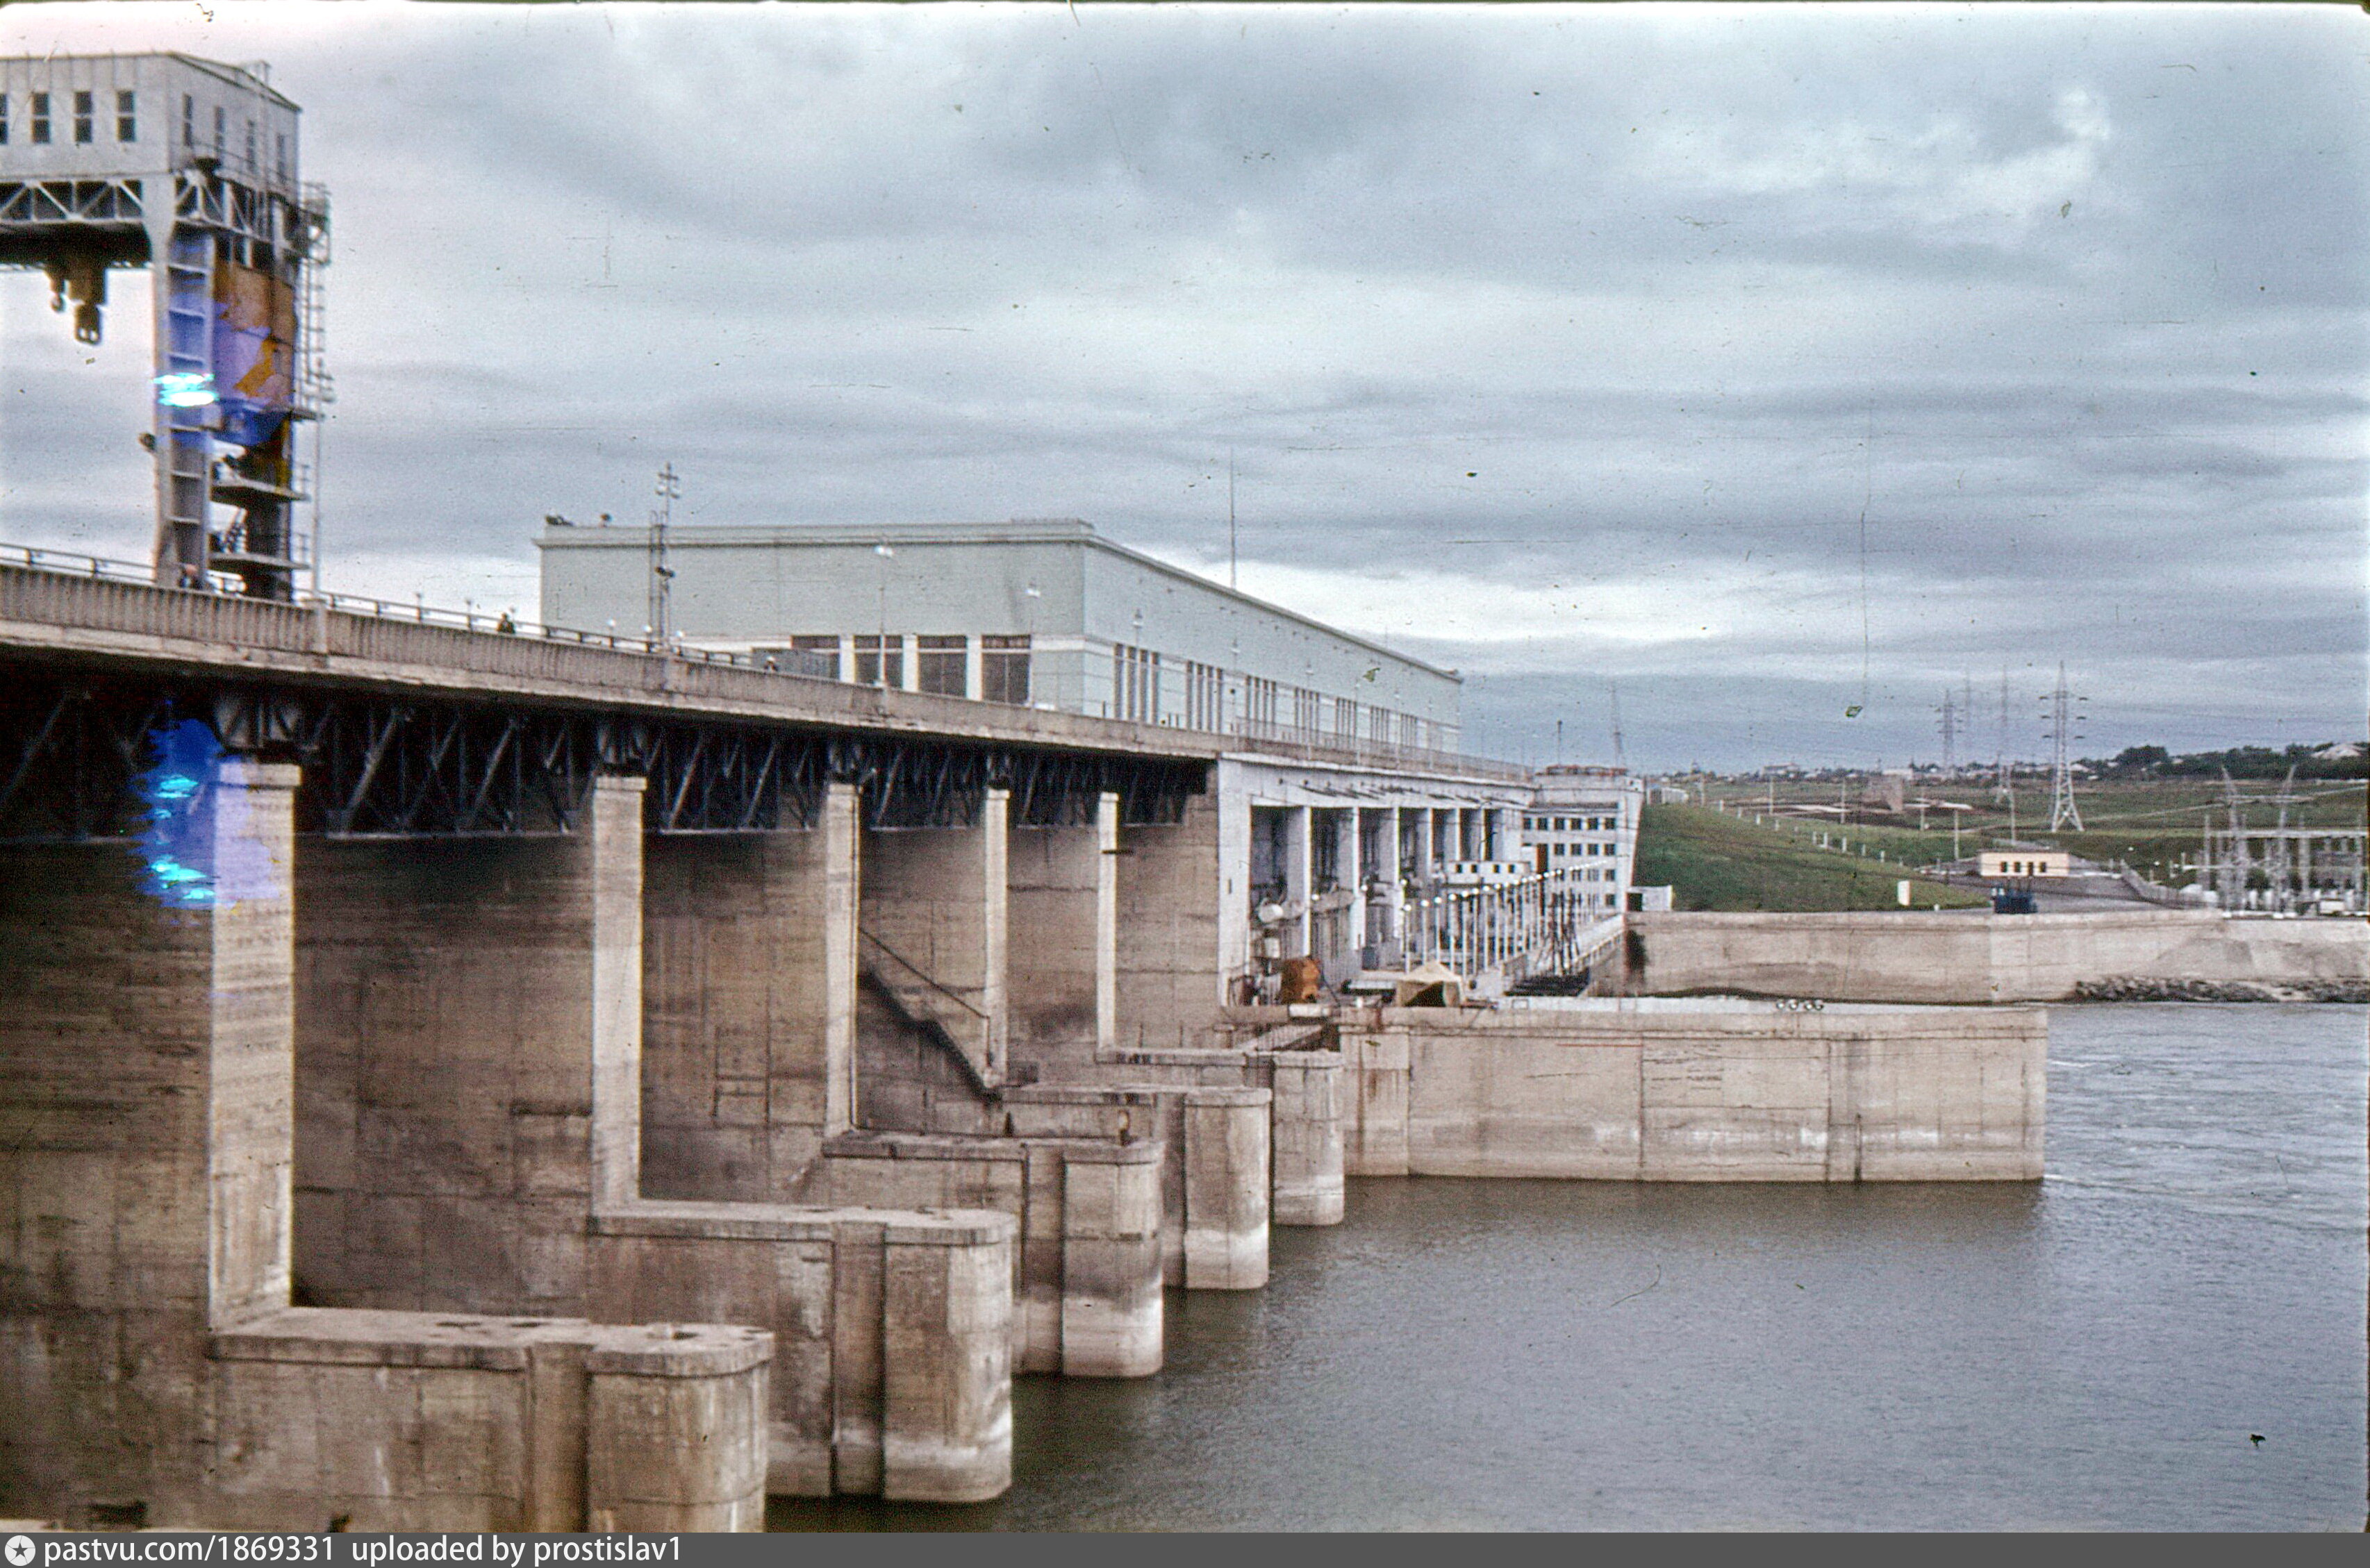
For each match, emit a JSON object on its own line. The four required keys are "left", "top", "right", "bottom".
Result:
{"left": 4, "top": 1, "right": 2364, "bottom": 771}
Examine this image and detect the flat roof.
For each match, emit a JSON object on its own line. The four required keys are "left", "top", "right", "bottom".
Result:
{"left": 0, "top": 53, "right": 301, "bottom": 112}
{"left": 540, "top": 518, "right": 1463, "bottom": 685}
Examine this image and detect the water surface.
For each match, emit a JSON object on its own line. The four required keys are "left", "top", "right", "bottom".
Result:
{"left": 774, "top": 1003, "right": 2367, "bottom": 1530}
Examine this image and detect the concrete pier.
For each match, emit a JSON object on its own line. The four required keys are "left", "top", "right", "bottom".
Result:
{"left": 0, "top": 763, "right": 772, "bottom": 1529}
{"left": 812, "top": 1132, "right": 1163, "bottom": 1378}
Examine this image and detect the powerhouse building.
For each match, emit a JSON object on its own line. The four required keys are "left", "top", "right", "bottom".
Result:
{"left": 539, "top": 517, "right": 1539, "bottom": 999}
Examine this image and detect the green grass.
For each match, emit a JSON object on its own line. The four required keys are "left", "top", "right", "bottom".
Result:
{"left": 1636, "top": 804, "right": 1990, "bottom": 912}
{"left": 1682, "top": 777, "right": 2367, "bottom": 887}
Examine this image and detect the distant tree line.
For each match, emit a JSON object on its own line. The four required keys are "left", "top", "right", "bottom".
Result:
{"left": 2080, "top": 743, "right": 2368, "bottom": 781}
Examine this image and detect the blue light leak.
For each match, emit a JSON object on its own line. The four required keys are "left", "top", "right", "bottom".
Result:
{"left": 154, "top": 371, "right": 217, "bottom": 408}
{"left": 133, "top": 719, "right": 226, "bottom": 908}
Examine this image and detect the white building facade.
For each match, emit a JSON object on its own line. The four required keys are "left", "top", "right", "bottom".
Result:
{"left": 1521, "top": 765, "right": 1645, "bottom": 915}
{"left": 538, "top": 518, "right": 1462, "bottom": 760}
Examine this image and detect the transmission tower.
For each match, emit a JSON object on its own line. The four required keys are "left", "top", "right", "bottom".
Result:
{"left": 1937, "top": 688, "right": 1959, "bottom": 774}
{"left": 1994, "top": 668, "right": 2014, "bottom": 802}
{"left": 1608, "top": 681, "right": 1626, "bottom": 771}
{"left": 2041, "top": 662, "right": 2085, "bottom": 832}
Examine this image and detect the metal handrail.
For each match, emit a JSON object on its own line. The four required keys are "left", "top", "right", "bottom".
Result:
{"left": 857, "top": 926, "right": 990, "bottom": 1020}
{"left": 0, "top": 540, "right": 1533, "bottom": 782}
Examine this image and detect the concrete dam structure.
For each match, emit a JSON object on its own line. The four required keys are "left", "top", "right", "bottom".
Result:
{"left": 1619, "top": 909, "right": 2369, "bottom": 1005}
{"left": 0, "top": 556, "right": 2066, "bottom": 1531}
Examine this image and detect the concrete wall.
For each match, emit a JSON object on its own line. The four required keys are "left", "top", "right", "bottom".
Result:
{"left": 208, "top": 1310, "right": 770, "bottom": 1532}
{"left": 860, "top": 796, "right": 1007, "bottom": 1084}
{"left": 641, "top": 786, "right": 856, "bottom": 1203}
{"left": 1004, "top": 796, "right": 1116, "bottom": 1078}
{"left": 292, "top": 829, "right": 612, "bottom": 1315}
{"left": 1115, "top": 790, "right": 1225, "bottom": 1048}
{"left": 1339, "top": 1003, "right": 2045, "bottom": 1181}
{"left": 1, "top": 767, "right": 772, "bottom": 1531}
{"left": 0, "top": 767, "right": 299, "bottom": 1523}
{"left": 1624, "top": 909, "right": 2370, "bottom": 1003}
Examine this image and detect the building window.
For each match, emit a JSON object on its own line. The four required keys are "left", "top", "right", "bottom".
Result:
{"left": 853, "top": 633, "right": 902, "bottom": 689}
{"left": 117, "top": 90, "right": 136, "bottom": 142}
{"left": 0, "top": 94, "right": 9, "bottom": 145}
{"left": 275, "top": 131, "right": 288, "bottom": 180}
{"left": 983, "top": 635, "right": 1031, "bottom": 706}
{"left": 1116, "top": 643, "right": 1161, "bottom": 724}
{"left": 917, "top": 635, "right": 968, "bottom": 697}
{"left": 1367, "top": 706, "right": 1389, "bottom": 746}
{"left": 1292, "top": 686, "right": 1320, "bottom": 735}
{"left": 244, "top": 118, "right": 256, "bottom": 171}
{"left": 213, "top": 104, "right": 226, "bottom": 156}
{"left": 73, "top": 90, "right": 93, "bottom": 144}
{"left": 1243, "top": 675, "right": 1277, "bottom": 730}
{"left": 31, "top": 92, "right": 51, "bottom": 144}
{"left": 1334, "top": 697, "right": 1359, "bottom": 743}
{"left": 1184, "top": 660, "right": 1222, "bottom": 730}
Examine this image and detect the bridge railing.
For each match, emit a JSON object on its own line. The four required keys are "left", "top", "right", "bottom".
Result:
{"left": 1, "top": 542, "right": 1534, "bottom": 783}
{"left": 1399, "top": 870, "right": 1625, "bottom": 986}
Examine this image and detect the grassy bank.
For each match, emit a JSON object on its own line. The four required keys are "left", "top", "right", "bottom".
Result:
{"left": 1636, "top": 804, "right": 1989, "bottom": 912}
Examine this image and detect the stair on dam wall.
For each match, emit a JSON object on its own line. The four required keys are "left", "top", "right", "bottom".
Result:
{"left": 857, "top": 933, "right": 997, "bottom": 1101}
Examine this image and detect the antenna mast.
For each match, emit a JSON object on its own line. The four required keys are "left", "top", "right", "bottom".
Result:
{"left": 1609, "top": 681, "right": 1626, "bottom": 771}
{"left": 1227, "top": 447, "right": 1238, "bottom": 591}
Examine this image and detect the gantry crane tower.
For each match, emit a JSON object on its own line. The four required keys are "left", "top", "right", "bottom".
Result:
{"left": 1, "top": 53, "right": 329, "bottom": 599}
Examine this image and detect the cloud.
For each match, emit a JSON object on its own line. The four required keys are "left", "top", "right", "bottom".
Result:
{"left": 1, "top": 1, "right": 2362, "bottom": 770}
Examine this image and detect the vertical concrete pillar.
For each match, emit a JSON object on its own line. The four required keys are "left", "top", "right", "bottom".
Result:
{"left": 1059, "top": 1144, "right": 1163, "bottom": 1376}
{"left": 858, "top": 789, "right": 1009, "bottom": 1085}
{"left": 1, "top": 758, "right": 299, "bottom": 1523}
{"left": 641, "top": 783, "right": 859, "bottom": 1201}
{"left": 1339, "top": 808, "right": 1366, "bottom": 965}
{"left": 1095, "top": 792, "right": 1118, "bottom": 1056}
{"left": 591, "top": 776, "right": 645, "bottom": 1215}
{"left": 1181, "top": 1089, "right": 1270, "bottom": 1289}
{"left": 822, "top": 784, "right": 860, "bottom": 1137}
{"left": 1269, "top": 1051, "right": 1347, "bottom": 1226}
{"left": 1004, "top": 791, "right": 1118, "bottom": 1078}
{"left": 1285, "top": 804, "right": 1313, "bottom": 958}
{"left": 880, "top": 1219, "right": 1014, "bottom": 1502}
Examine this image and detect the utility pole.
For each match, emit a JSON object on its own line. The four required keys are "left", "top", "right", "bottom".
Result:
{"left": 647, "top": 462, "right": 681, "bottom": 647}
{"left": 2271, "top": 765, "right": 2298, "bottom": 912}
{"left": 2043, "top": 661, "right": 2084, "bottom": 833}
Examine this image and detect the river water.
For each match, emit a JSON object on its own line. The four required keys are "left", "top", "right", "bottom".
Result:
{"left": 772, "top": 1003, "right": 2367, "bottom": 1531}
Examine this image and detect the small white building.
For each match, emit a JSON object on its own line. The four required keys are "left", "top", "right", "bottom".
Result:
{"left": 1979, "top": 849, "right": 2071, "bottom": 879}
{"left": 1520, "top": 765, "right": 1643, "bottom": 915}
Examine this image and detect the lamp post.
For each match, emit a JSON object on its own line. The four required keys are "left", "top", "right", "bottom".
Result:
{"left": 875, "top": 540, "right": 895, "bottom": 690}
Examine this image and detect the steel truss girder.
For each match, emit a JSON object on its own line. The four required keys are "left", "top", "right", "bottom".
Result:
{"left": 0, "top": 669, "right": 1202, "bottom": 842}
